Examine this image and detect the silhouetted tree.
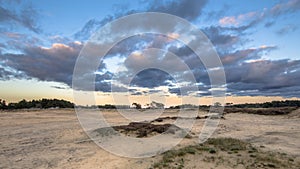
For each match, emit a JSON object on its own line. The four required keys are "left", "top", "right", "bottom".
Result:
{"left": 3, "top": 99, "right": 74, "bottom": 109}
{"left": 132, "top": 102, "right": 142, "bottom": 109}
{"left": 146, "top": 101, "right": 164, "bottom": 109}
{"left": 213, "top": 102, "right": 222, "bottom": 107}
{"left": 232, "top": 100, "right": 300, "bottom": 108}
{"left": 0, "top": 99, "right": 7, "bottom": 109}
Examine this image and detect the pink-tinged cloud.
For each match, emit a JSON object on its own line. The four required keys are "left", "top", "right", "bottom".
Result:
{"left": 219, "top": 16, "right": 238, "bottom": 26}
{"left": 219, "top": 0, "right": 300, "bottom": 28}
{"left": 219, "top": 11, "right": 259, "bottom": 26}
{"left": 270, "top": 0, "right": 300, "bottom": 16}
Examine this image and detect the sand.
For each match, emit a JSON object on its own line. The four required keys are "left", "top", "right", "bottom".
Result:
{"left": 0, "top": 108, "right": 299, "bottom": 168}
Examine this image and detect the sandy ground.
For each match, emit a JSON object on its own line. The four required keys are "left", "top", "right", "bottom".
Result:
{"left": 0, "top": 108, "right": 299, "bottom": 169}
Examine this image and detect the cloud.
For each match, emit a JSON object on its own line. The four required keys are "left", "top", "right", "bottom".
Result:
{"left": 270, "top": 0, "right": 300, "bottom": 16}
{"left": 226, "top": 59, "right": 300, "bottom": 97}
{"left": 276, "top": 24, "right": 298, "bottom": 35}
{"left": 147, "top": 0, "right": 208, "bottom": 21}
{"left": 73, "top": 17, "right": 114, "bottom": 41}
{"left": 219, "top": 16, "right": 238, "bottom": 26}
{"left": 0, "top": 1, "right": 40, "bottom": 32}
{"left": 51, "top": 86, "right": 68, "bottom": 90}
{"left": 221, "top": 45, "right": 277, "bottom": 65}
{"left": 1, "top": 42, "right": 82, "bottom": 86}
{"left": 203, "top": 26, "right": 240, "bottom": 49}
{"left": 1, "top": 0, "right": 300, "bottom": 99}
{"left": 219, "top": 11, "right": 259, "bottom": 27}
{"left": 218, "top": 0, "right": 300, "bottom": 31}
{"left": 264, "top": 0, "right": 300, "bottom": 27}
{"left": 0, "top": 65, "right": 26, "bottom": 80}
{"left": 0, "top": 41, "right": 124, "bottom": 92}
{"left": 73, "top": 0, "right": 208, "bottom": 41}
{"left": 129, "top": 68, "right": 174, "bottom": 88}
{"left": 2, "top": 34, "right": 300, "bottom": 98}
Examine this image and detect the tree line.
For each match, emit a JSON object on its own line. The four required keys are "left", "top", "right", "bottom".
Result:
{"left": 0, "top": 99, "right": 74, "bottom": 109}
{"left": 228, "top": 100, "right": 300, "bottom": 108}
{"left": 1, "top": 99, "right": 299, "bottom": 110}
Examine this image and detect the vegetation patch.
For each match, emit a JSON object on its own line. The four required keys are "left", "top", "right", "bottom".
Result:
{"left": 151, "top": 138, "right": 299, "bottom": 169}
{"left": 224, "top": 107, "right": 297, "bottom": 115}
{"left": 113, "top": 122, "right": 190, "bottom": 138}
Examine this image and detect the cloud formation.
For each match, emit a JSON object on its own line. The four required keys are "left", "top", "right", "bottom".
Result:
{"left": 270, "top": 0, "right": 300, "bottom": 16}
{"left": 1, "top": 42, "right": 82, "bottom": 85}
{"left": 276, "top": 24, "right": 298, "bottom": 35}
{"left": 1, "top": 0, "right": 300, "bottom": 99}
{"left": 73, "top": 0, "right": 208, "bottom": 40}
{"left": 147, "top": 0, "right": 208, "bottom": 21}
{"left": 0, "top": 1, "right": 40, "bottom": 32}
{"left": 219, "top": 11, "right": 259, "bottom": 27}
{"left": 226, "top": 59, "right": 300, "bottom": 97}
{"left": 218, "top": 0, "right": 300, "bottom": 30}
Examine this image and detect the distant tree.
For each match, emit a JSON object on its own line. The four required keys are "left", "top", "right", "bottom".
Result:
{"left": 0, "top": 99, "right": 7, "bottom": 109}
{"left": 168, "top": 105, "right": 180, "bottom": 109}
{"left": 180, "top": 104, "right": 198, "bottom": 109}
{"left": 225, "top": 103, "right": 233, "bottom": 106}
{"left": 98, "top": 104, "right": 117, "bottom": 109}
{"left": 146, "top": 101, "right": 164, "bottom": 109}
{"left": 231, "top": 100, "right": 300, "bottom": 108}
{"left": 213, "top": 102, "right": 222, "bottom": 107}
{"left": 132, "top": 102, "right": 142, "bottom": 109}
{"left": 4, "top": 98, "right": 74, "bottom": 109}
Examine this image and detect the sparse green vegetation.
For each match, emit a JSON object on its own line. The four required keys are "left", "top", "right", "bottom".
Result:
{"left": 207, "top": 137, "right": 247, "bottom": 151}
{"left": 151, "top": 138, "right": 300, "bottom": 169}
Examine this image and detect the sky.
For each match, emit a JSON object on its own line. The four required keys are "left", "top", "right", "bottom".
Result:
{"left": 0, "top": 0, "right": 300, "bottom": 106}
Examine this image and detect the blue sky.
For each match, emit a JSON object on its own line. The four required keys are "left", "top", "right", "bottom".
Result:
{"left": 0, "top": 0, "right": 300, "bottom": 105}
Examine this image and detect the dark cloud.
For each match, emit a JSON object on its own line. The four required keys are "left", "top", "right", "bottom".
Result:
{"left": 170, "top": 84, "right": 213, "bottom": 97}
{"left": 1, "top": 42, "right": 82, "bottom": 86}
{"left": 131, "top": 91, "right": 143, "bottom": 96}
{"left": 73, "top": 0, "right": 208, "bottom": 41}
{"left": 0, "top": 40, "right": 121, "bottom": 92}
{"left": 147, "top": 0, "right": 208, "bottom": 21}
{"left": 130, "top": 68, "right": 174, "bottom": 88}
{"left": 0, "top": 32, "right": 43, "bottom": 53}
{"left": 221, "top": 46, "right": 277, "bottom": 65}
{"left": 51, "top": 86, "right": 68, "bottom": 90}
{"left": 0, "top": 1, "right": 40, "bottom": 32}
{"left": 168, "top": 84, "right": 210, "bottom": 96}
{"left": 203, "top": 26, "right": 240, "bottom": 50}
{"left": 226, "top": 59, "right": 300, "bottom": 97}
{"left": 74, "top": 16, "right": 113, "bottom": 41}
{"left": 148, "top": 89, "right": 163, "bottom": 94}
{"left": 0, "top": 66, "right": 26, "bottom": 80}
{"left": 0, "top": 67, "right": 13, "bottom": 80}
